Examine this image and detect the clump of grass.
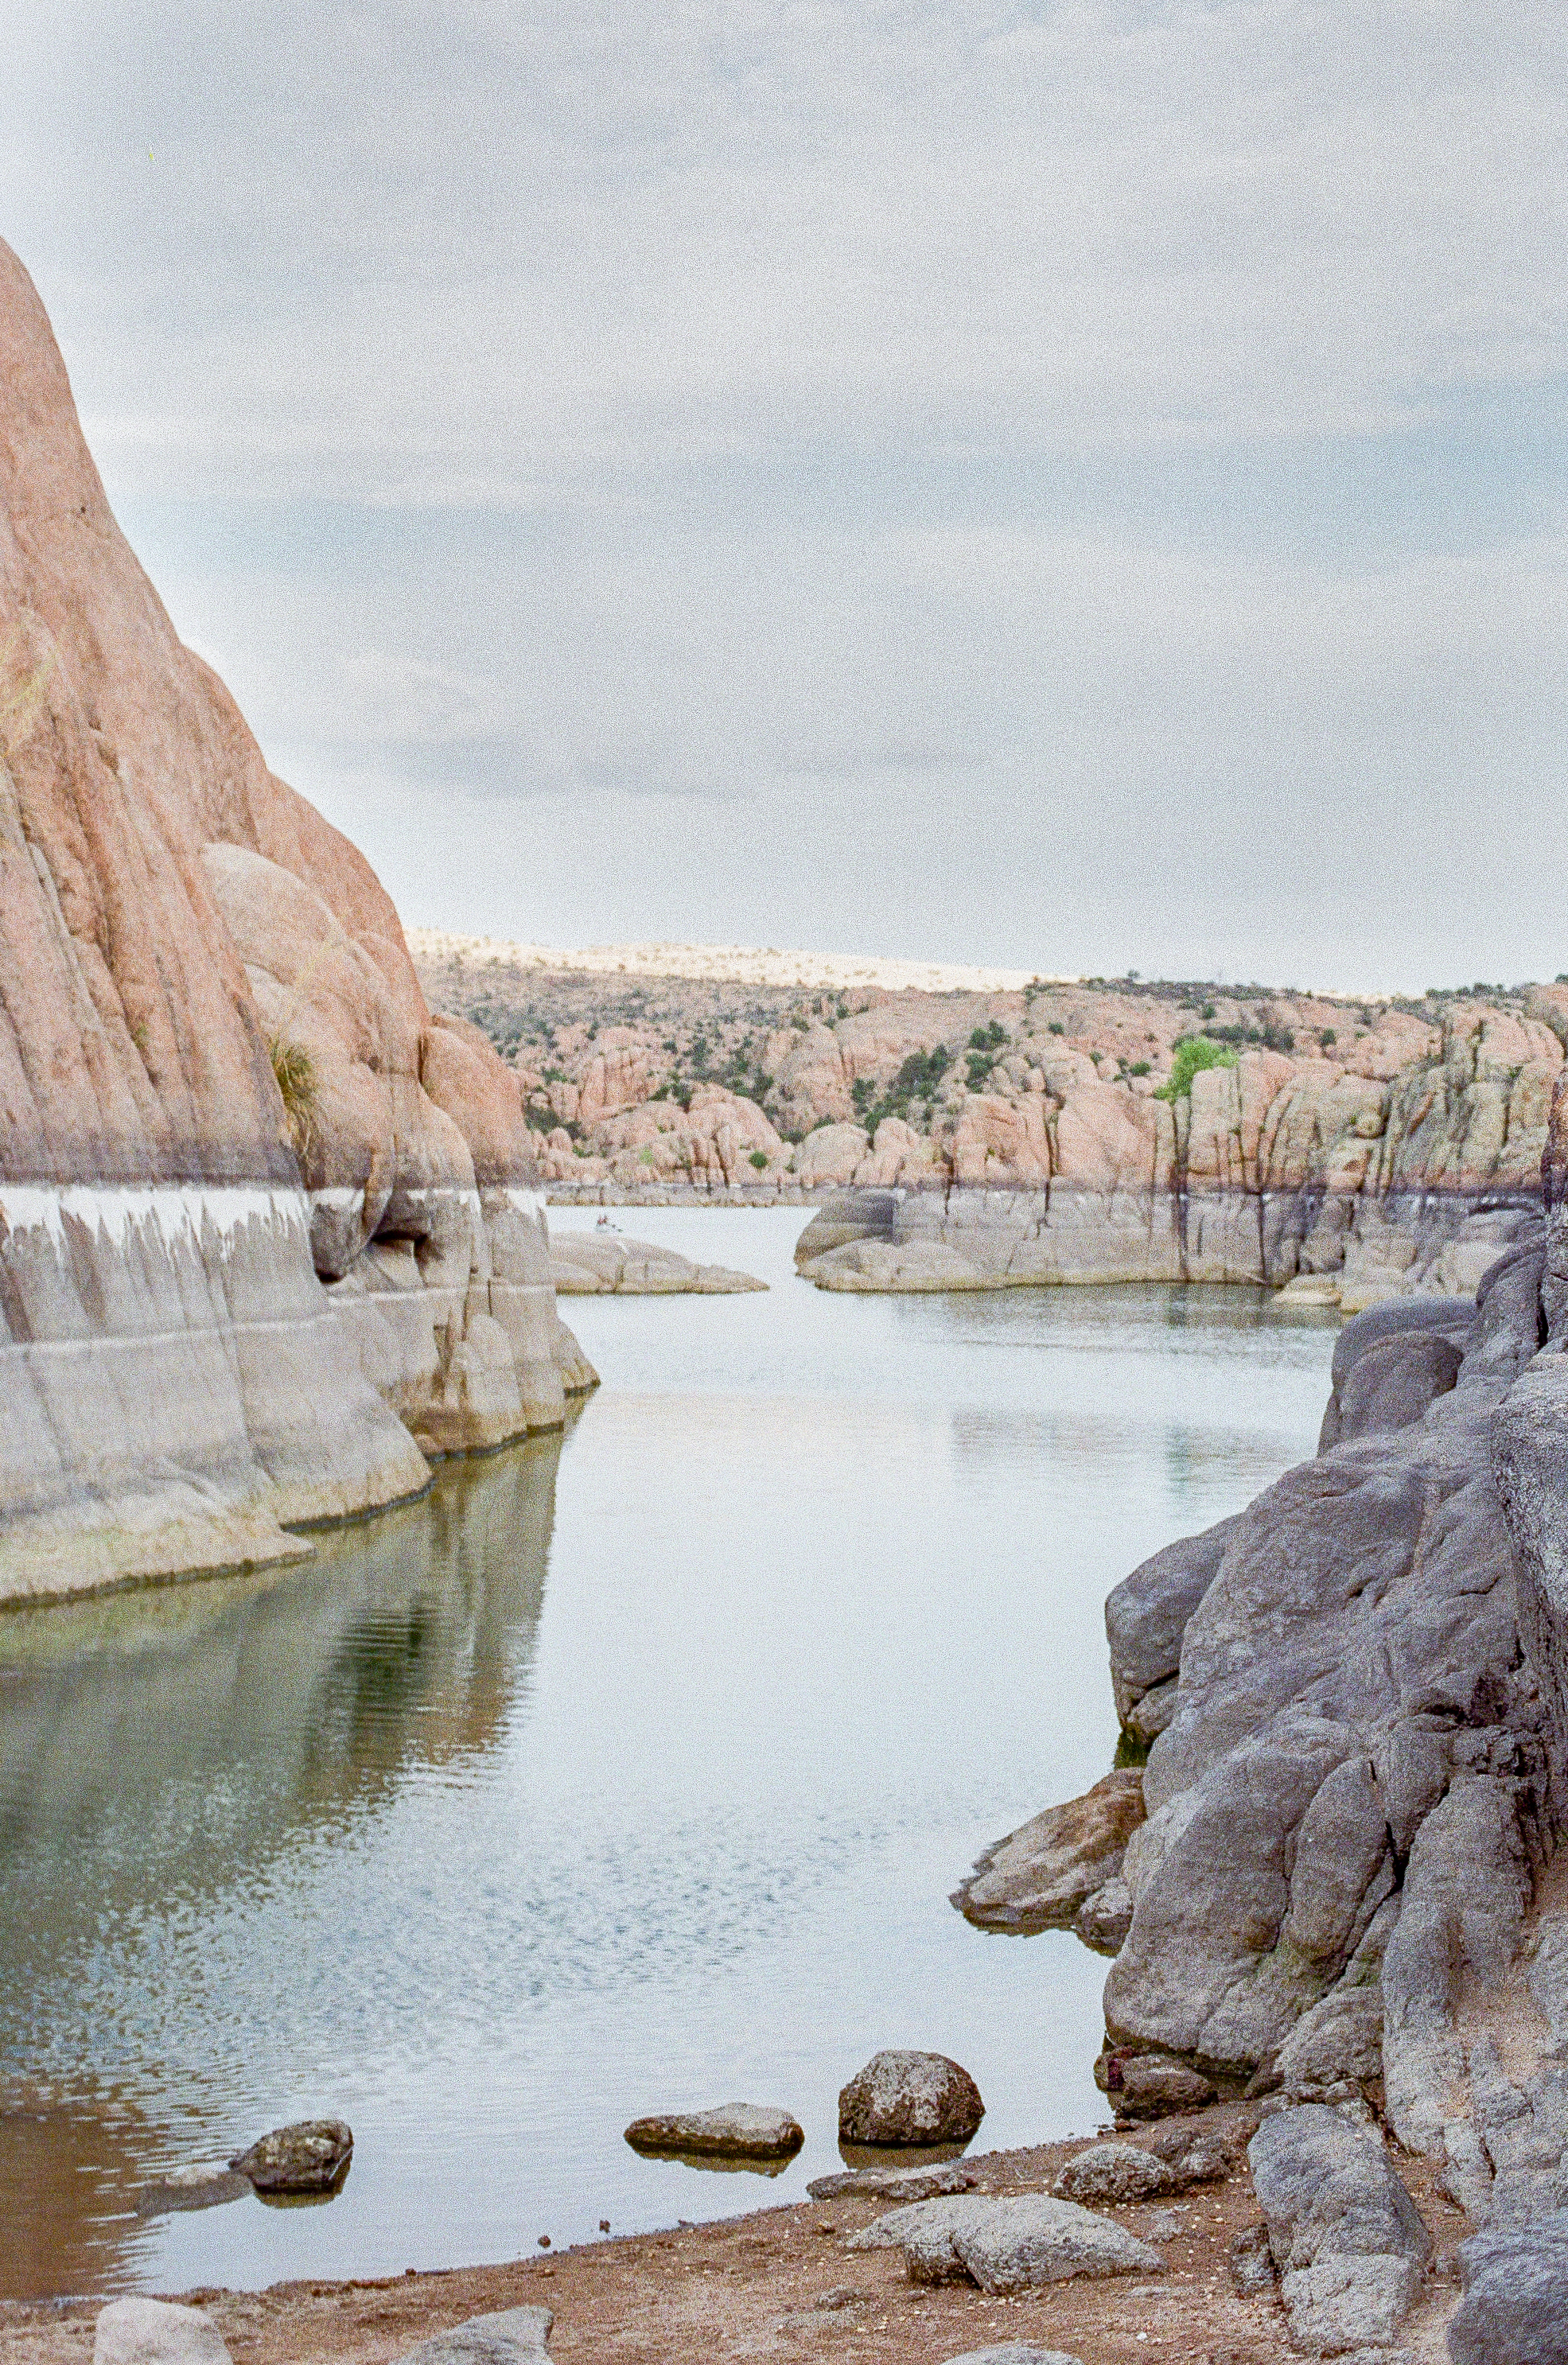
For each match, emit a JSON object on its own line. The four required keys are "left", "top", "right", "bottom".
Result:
{"left": 1154, "top": 1035, "right": 1239, "bottom": 1103}
{"left": 268, "top": 1034, "right": 318, "bottom": 1159}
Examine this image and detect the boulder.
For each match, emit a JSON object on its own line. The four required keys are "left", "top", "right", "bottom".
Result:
{"left": 1228, "top": 2223, "right": 1276, "bottom": 2297}
{"left": 1053, "top": 2144, "right": 1175, "bottom": 2204}
{"left": 952, "top": 1770, "right": 1146, "bottom": 1933}
{"left": 838, "top": 2051, "right": 984, "bottom": 2145}
{"left": 1103, "top": 2054, "right": 1216, "bottom": 2120}
{"left": 1248, "top": 2105, "right": 1431, "bottom": 2354}
{"left": 549, "top": 1235, "right": 765, "bottom": 1294}
{"left": 858, "top": 2193, "right": 1162, "bottom": 2291}
{"left": 394, "top": 2309, "right": 553, "bottom": 2365}
{"left": 1448, "top": 2216, "right": 1568, "bottom": 2365}
{"left": 623, "top": 2104, "right": 803, "bottom": 2160}
{"left": 94, "top": 2302, "right": 231, "bottom": 2365}
{"left": 229, "top": 2116, "right": 352, "bottom": 2193}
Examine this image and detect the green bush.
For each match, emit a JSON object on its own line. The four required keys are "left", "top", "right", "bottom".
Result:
{"left": 1154, "top": 1035, "right": 1239, "bottom": 1103}
{"left": 267, "top": 1035, "right": 317, "bottom": 1158}
{"left": 749, "top": 1149, "right": 768, "bottom": 1170}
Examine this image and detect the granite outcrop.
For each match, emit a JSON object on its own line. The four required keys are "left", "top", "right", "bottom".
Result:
{"left": 955, "top": 1076, "right": 1568, "bottom": 2255}
{"left": 0, "top": 242, "right": 590, "bottom": 1602}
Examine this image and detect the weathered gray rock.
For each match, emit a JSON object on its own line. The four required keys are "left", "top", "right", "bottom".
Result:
{"left": 1053, "top": 2143, "right": 1174, "bottom": 2204}
{"left": 394, "top": 2308, "right": 553, "bottom": 2365}
{"left": 903, "top": 2194, "right": 1164, "bottom": 2291}
{"left": 1106, "top": 1520, "right": 1238, "bottom": 1725}
{"left": 94, "top": 2302, "right": 231, "bottom": 2365}
{"left": 1228, "top": 2222, "right": 1276, "bottom": 2297}
{"left": 624, "top": 2103, "right": 803, "bottom": 2159}
{"left": 854, "top": 2192, "right": 1161, "bottom": 2290}
{"left": 1249, "top": 2106, "right": 1430, "bottom": 2354}
{"left": 229, "top": 2116, "right": 352, "bottom": 2192}
{"left": 1335, "top": 1330, "right": 1462, "bottom": 1442}
{"left": 1448, "top": 2215, "right": 1568, "bottom": 2365}
{"left": 807, "top": 2161, "right": 975, "bottom": 2201}
{"left": 953, "top": 1771, "right": 1146, "bottom": 1933}
{"left": 1075, "top": 1877, "right": 1134, "bottom": 1955}
{"left": 838, "top": 2051, "right": 984, "bottom": 2145}
{"left": 1317, "top": 1297, "right": 1474, "bottom": 1450}
{"left": 1270, "top": 1982, "right": 1384, "bottom": 2102}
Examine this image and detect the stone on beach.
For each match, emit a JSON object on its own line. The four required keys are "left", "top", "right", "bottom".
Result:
{"left": 850, "top": 2192, "right": 1162, "bottom": 2291}
{"left": 394, "top": 2309, "right": 554, "bottom": 2364}
{"left": 94, "top": 2301, "right": 232, "bottom": 2365}
{"left": 951, "top": 1770, "right": 1146, "bottom": 1934}
{"left": 807, "top": 2161, "right": 976, "bottom": 2201}
{"left": 229, "top": 2116, "right": 352, "bottom": 2192}
{"left": 938, "top": 2349, "right": 1084, "bottom": 2365}
{"left": 838, "top": 2050, "right": 985, "bottom": 2145}
{"left": 1053, "top": 2143, "right": 1176, "bottom": 2204}
{"left": 623, "top": 2103, "right": 804, "bottom": 2159}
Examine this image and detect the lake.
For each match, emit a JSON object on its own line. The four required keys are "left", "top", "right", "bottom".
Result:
{"left": 0, "top": 1207, "right": 1336, "bottom": 2297}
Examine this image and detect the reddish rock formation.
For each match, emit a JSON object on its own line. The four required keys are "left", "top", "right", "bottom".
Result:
{"left": 0, "top": 241, "right": 589, "bottom": 1602}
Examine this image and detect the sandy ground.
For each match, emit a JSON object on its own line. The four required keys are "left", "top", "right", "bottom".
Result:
{"left": 0, "top": 2110, "right": 1470, "bottom": 2364}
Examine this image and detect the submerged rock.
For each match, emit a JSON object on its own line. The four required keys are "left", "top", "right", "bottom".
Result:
{"left": 229, "top": 2117, "right": 352, "bottom": 2193}
{"left": 134, "top": 2161, "right": 251, "bottom": 2216}
{"left": 838, "top": 2051, "right": 984, "bottom": 2146}
{"left": 952, "top": 1771, "right": 1146, "bottom": 1935}
{"left": 623, "top": 2104, "right": 803, "bottom": 2160}
{"left": 94, "top": 2301, "right": 231, "bottom": 2365}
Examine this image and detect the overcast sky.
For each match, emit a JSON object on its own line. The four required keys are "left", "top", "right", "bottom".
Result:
{"left": 8, "top": 2, "right": 1568, "bottom": 990}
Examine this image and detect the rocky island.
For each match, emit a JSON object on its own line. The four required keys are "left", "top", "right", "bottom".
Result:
{"left": 0, "top": 245, "right": 591, "bottom": 1605}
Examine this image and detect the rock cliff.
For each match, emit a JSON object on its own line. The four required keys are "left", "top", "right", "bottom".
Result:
{"left": 957, "top": 1086, "right": 1568, "bottom": 2240}
{"left": 0, "top": 243, "right": 589, "bottom": 1603}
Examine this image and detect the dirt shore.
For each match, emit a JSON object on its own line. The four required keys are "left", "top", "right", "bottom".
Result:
{"left": 0, "top": 2110, "right": 1469, "bottom": 2364}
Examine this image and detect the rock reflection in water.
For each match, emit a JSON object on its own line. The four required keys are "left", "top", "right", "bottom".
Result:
{"left": 0, "top": 1430, "right": 563, "bottom": 2297}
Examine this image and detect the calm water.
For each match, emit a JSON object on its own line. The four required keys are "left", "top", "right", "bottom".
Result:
{"left": 0, "top": 1208, "right": 1336, "bottom": 2297}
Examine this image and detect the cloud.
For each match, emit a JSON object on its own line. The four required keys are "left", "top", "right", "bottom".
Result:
{"left": 7, "top": 2, "right": 1567, "bottom": 985}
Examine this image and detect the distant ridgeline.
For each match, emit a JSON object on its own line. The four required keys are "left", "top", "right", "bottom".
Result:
{"left": 414, "top": 936, "right": 1565, "bottom": 1302}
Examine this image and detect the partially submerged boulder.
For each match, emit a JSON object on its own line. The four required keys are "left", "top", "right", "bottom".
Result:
{"left": 550, "top": 1235, "right": 765, "bottom": 1294}
{"left": 838, "top": 2051, "right": 984, "bottom": 2146}
{"left": 952, "top": 1770, "right": 1146, "bottom": 1935}
{"left": 229, "top": 2116, "right": 352, "bottom": 2194}
{"left": 623, "top": 2103, "right": 803, "bottom": 2161}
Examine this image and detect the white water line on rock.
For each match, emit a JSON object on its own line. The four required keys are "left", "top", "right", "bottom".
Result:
{"left": 0, "top": 1182, "right": 310, "bottom": 1252}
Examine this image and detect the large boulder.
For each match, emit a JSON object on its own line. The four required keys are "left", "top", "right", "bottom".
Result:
{"left": 1248, "top": 2105, "right": 1431, "bottom": 2355}
{"left": 850, "top": 2193, "right": 1161, "bottom": 2291}
{"left": 1105, "top": 1520, "right": 1237, "bottom": 1729}
{"left": 838, "top": 2050, "right": 984, "bottom": 2145}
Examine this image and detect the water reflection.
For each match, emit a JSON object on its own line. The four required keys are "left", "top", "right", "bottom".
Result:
{"left": 0, "top": 1430, "right": 563, "bottom": 2296}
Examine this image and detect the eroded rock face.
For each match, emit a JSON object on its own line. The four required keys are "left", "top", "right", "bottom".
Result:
{"left": 0, "top": 241, "right": 590, "bottom": 1599}
{"left": 1248, "top": 2106, "right": 1430, "bottom": 2355}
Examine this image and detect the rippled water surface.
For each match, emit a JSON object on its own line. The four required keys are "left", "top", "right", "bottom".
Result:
{"left": 0, "top": 1209, "right": 1337, "bottom": 2295}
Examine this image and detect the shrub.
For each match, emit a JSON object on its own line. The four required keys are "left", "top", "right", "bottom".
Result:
{"left": 1128, "top": 1060, "right": 1150, "bottom": 1076}
{"left": 749, "top": 1149, "right": 768, "bottom": 1170}
{"left": 1154, "top": 1035, "right": 1238, "bottom": 1103}
{"left": 1048, "top": 1021, "right": 1064, "bottom": 1036}
{"left": 267, "top": 1035, "right": 318, "bottom": 1158}
{"left": 1320, "top": 1027, "right": 1337, "bottom": 1047}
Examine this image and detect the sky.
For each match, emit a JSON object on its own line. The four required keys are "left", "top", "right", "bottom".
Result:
{"left": 7, "top": 2, "right": 1568, "bottom": 992}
